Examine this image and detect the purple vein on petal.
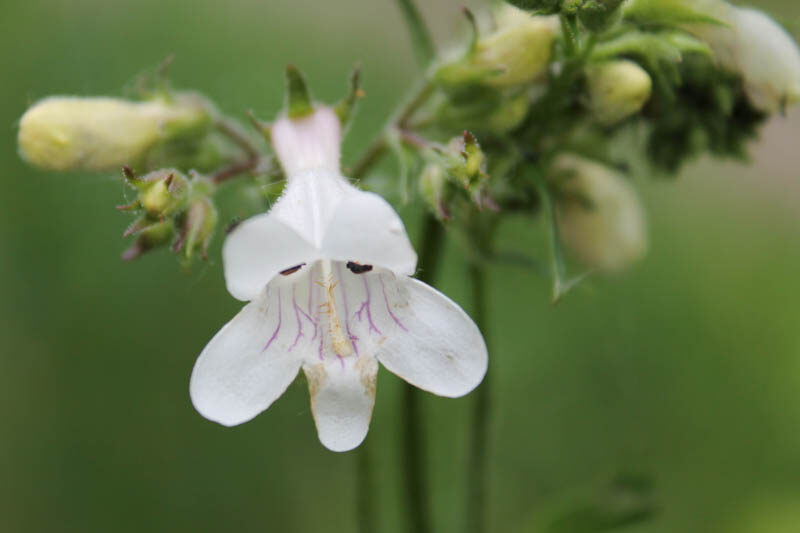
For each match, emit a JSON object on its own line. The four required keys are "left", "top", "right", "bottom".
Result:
{"left": 309, "top": 263, "right": 320, "bottom": 341}
{"left": 380, "top": 275, "right": 407, "bottom": 332}
{"left": 356, "top": 276, "right": 381, "bottom": 335}
{"left": 263, "top": 287, "right": 282, "bottom": 352}
{"left": 318, "top": 331, "right": 325, "bottom": 361}
{"left": 289, "top": 284, "right": 305, "bottom": 352}
{"left": 335, "top": 262, "right": 359, "bottom": 356}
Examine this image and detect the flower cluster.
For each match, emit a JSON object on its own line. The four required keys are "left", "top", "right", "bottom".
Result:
{"left": 12, "top": 0, "right": 800, "bottom": 456}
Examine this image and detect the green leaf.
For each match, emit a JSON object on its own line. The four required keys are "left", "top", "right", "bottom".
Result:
{"left": 394, "top": 0, "right": 435, "bottom": 68}
{"left": 505, "top": 0, "right": 562, "bottom": 15}
{"left": 623, "top": 0, "right": 727, "bottom": 28}
{"left": 516, "top": 473, "right": 657, "bottom": 533}
{"left": 645, "top": 54, "right": 767, "bottom": 173}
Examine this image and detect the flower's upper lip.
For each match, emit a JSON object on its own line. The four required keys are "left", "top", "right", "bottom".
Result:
{"left": 222, "top": 107, "right": 416, "bottom": 302}
{"left": 222, "top": 174, "right": 418, "bottom": 301}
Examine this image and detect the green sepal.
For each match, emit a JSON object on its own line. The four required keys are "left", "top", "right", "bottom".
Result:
{"left": 121, "top": 219, "right": 175, "bottom": 261}
{"left": 285, "top": 65, "right": 314, "bottom": 119}
{"left": 334, "top": 64, "right": 363, "bottom": 129}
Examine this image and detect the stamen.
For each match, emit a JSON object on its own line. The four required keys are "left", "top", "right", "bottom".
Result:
{"left": 280, "top": 263, "right": 306, "bottom": 276}
{"left": 346, "top": 261, "right": 373, "bottom": 274}
{"left": 320, "top": 260, "right": 353, "bottom": 357}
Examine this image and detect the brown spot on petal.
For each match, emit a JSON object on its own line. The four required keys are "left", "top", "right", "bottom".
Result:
{"left": 304, "top": 363, "right": 328, "bottom": 408}
{"left": 356, "top": 356, "right": 378, "bottom": 399}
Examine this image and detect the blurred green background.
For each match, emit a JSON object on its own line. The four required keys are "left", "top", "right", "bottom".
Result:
{"left": 1, "top": 1, "right": 799, "bottom": 531}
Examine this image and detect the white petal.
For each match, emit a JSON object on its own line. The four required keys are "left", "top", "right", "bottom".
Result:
{"left": 304, "top": 356, "right": 378, "bottom": 452}
{"left": 321, "top": 189, "right": 418, "bottom": 276}
{"left": 222, "top": 214, "right": 318, "bottom": 301}
{"left": 271, "top": 107, "right": 342, "bottom": 176}
{"left": 375, "top": 276, "right": 488, "bottom": 398}
{"left": 190, "top": 288, "right": 303, "bottom": 426}
{"left": 268, "top": 168, "right": 353, "bottom": 249}
{"left": 733, "top": 8, "right": 800, "bottom": 111}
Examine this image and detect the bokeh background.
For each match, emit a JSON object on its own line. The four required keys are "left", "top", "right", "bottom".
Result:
{"left": 1, "top": 1, "right": 799, "bottom": 531}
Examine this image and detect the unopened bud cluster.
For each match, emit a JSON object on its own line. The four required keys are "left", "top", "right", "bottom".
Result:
{"left": 419, "top": 132, "right": 496, "bottom": 220}
{"left": 119, "top": 167, "right": 217, "bottom": 262}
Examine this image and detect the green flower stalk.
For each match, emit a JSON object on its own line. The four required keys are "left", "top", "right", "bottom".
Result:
{"left": 18, "top": 94, "right": 212, "bottom": 172}
{"left": 585, "top": 59, "right": 652, "bottom": 125}
{"left": 552, "top": 156, "right": 647, "bottom": 273}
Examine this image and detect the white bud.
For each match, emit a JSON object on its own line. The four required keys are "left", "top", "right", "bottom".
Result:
{"left": 688, "top": 3, "right": 800, "bottom": 112}
{"left": 476, "top": 5, "right": 558, "bottom": 87}
{"left": 585, "top": 59, "right": 653, "bottom": 125}
{"left": 728, "top": 8, "right": 800, "bottom": 112}
{"left": 553, "top": 156, "right": 647, "bottom": 273}
{"left": 18, "top": 95, "right": 211, "bottom": 172}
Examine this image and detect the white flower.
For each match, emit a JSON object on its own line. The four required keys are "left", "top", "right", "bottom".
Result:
{"left": 190, "top": 107, "right": 488, "bottom": 452}
{"left": 686, "top": 2, "right": 800, "bottom": 112}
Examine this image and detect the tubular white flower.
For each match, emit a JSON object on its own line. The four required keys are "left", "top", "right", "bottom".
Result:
{"left": 686, "top": 2, "right": 800, "bottom": 112}
{"left": 190, "top": 107, "right": 488, "bottom": 452}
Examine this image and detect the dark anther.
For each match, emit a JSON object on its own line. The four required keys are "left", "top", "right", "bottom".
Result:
{"left": 225, "top": 217, "right": 242, "bottom": 235}
{"left": 346, "top": 261, "right": 373, "bottom": 274}
{"left": 280, "top": 263, "right": 305, "bottom": 276}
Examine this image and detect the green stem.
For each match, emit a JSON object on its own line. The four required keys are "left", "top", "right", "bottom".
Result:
{"left": 394, "top": 0, "right": 435, "bottom": 69}
{"left": 350, "top": 80, "right": 434, "bottom": 182}
{"left": 211, "top": 116, "right": 264, "bottom": 184}
{"left": 402, "top": 384, "right": 431, "bottom": 533}
{"left": 465, "top": 220, "right": 494, "bottom": 533}
{"left": 466, "top": 262, "right": 490, "bottom": 533}
{"left": 356, "top": 439, "right": 377, "bottom": 533}
{"left": 402, "top": 213, "right": 445, "bottom": 533}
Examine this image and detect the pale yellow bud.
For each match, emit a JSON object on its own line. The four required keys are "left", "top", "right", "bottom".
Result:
{"left": 18, "top": 95, "right": 211, "bottom": 172}
{"left": 553, "top": 156, "right": 647, "bottom": 273}
{"left": 476, "top": 5, "right": 558, "bottom": 88}
{"left": 585, "top": 60, "right": 653, "bottom": 126}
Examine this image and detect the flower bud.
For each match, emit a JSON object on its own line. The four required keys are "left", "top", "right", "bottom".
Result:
{"left": 18, "top": 94, "right": 212, "bottom": 172}
{"left": 436, "top": 6, "right": 557, "bottom": 90}
{"left": 127, "top": 168, "right": 190, "bottom": 219}
{"left": 578, "top": 0, "right": 626, "bottom": 31}
{"left": 178, "top": 196, "right": 218, "bottom": 261}
{"left": 676, "top": 2, "right": 800, "bottom": 112}
{"left": 121, "top": 219, "right": 175, "bottom": 261}
{"left": 477, "top": 6, "right": 558, "bottom": 88}
{"left": 585, "top": 60, "right": 652, "bottom": 126}
{"left": 552, "top": 156, "right": 647, "bottom": 273}
{"left": 726, "top": 8, "right": 800, "bottom": 112}
{"left": 419, "top": 163, "right": 450, "bottom": 220}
